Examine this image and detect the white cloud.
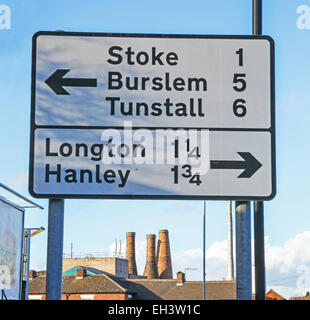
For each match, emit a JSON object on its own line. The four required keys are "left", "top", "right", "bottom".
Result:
{"left": 170, "top": 231, "right": 310, "bottom": 299}
{"left": 29, "top": 261, "right": 46, "bottom": 272}
{"left": 0, "top": 172, "right": 30, "bottom": 205}
{"left": 8, "top": 172, "right": 28, "bottom": 193}
{"left": 265, "top": 231, "right": 310, "bottom": 274}
{"left": 173, "top": 240, "right": 228, "bottom": 281}
{"left": 265, "top": 231, "right": 310, "bottom": 298}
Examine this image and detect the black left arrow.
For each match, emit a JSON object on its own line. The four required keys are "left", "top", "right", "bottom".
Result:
{"left": 45, "top": 69, "right": 97, "bottom": 95}
{"left": 210, "top": 152, "right": 262, "bottom": 178}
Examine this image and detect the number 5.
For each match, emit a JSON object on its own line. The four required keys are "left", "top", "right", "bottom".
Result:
{"left": 233, "top": 74, "right": 246, "bottom": 92}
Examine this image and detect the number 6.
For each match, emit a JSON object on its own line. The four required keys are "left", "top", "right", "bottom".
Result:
{"left": 233, "top": 99, "right": 247, "bottom": 117}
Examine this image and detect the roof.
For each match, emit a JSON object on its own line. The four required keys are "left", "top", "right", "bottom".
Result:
{"left": 290, "top": 296, "right": 310, "bottom": 300}
{"left": 29, "top": 273, "right": 131, "bottom": 295}
{"left": 29, "top": 272, "right": 236, "bottom": 299}
{"left": 62, "top": 266, "right": 104, "bottom": 276}
{"left": 124, "top": 279, "right": 236, "bottom": 300}
{"left": 265, "top": 289, "right": 286, "bottom": 300}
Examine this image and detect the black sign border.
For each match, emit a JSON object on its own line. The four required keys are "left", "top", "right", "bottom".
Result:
{"left": 29, "top": 31, "right": 276, "bottom": 201}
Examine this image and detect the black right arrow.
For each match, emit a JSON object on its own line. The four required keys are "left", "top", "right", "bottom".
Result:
{"left": 210, "top": 152, "right": 262, "bottom": 178}
{"left": 45, "top": 69, "right": 97, "bottom": 95}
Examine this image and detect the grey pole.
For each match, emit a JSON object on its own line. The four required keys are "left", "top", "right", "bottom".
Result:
{"left": 235, "top": 201, "right": 252, "bottom": 300}
{"left": 46, "top": 199, "right": 65, "bottom": 300}
{"left": 254, "top": 201, "right": 266, "bottom": 299}
{"left": 253, "top": 0, "right": 262, "bottom": 35}
{"left": 202, "top": 200, "right": 206, "bottom": 300}
{"left": 252, "top": 0, "right": 266, "bottom": 301}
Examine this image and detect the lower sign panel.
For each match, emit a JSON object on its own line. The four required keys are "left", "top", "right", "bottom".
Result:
{"left": 29, "top": 128, "right": 274, "bottom": 200}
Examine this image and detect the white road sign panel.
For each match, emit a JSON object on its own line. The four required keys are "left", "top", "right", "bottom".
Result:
{"left": 31, "top": 129, "right": 272, "bottom": 198}
{"left": 29, "top": 32, "right": 275, "bottom": 200}
{"left": 33, "top": 33, "right": 273, "bottom": 129}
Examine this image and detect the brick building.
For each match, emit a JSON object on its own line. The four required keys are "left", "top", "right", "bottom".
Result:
{"left": 62, "top": 257, "right": 128, "bottom": 278}
{"left": 265, "top": 289, "right": 286, "bottom": 300}
{"left": 28, "top": 230, "right": 236, "bottom": 300}
{"left": 28, "top": 267, "right": 134, "bottom": 300}
{"left": 290, "top": 292, "right": 310, "bottom": 300}
{"left": 28, "top": 268, "right": 236, "bottom": 300}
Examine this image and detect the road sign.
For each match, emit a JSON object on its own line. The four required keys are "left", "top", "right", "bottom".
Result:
{"left": 29, "top": 32, "right": 275, "bottom": 200}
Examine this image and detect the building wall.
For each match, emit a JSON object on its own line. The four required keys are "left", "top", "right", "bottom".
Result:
{"left": 29, "top": 293, "right": 129, "bottom": 300}
{"left": 62, "top": 257, "right": 128, "bottom": 278}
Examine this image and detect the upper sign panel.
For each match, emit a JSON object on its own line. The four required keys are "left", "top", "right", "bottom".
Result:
{"left": 32, "top": 32, "right": 274, "bottom": 129}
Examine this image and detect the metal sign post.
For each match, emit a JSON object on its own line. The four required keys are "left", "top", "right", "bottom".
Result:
{"left": 235, "top": 201, "right": 252, "bottom": 300}
{"left": 253, "top": 0, "right": 263, "bottom": 35}
{"left": 46, "top": 199, "right": 64, "bottom": 300}
{"left": 253, "top": 0, "right": 266, "bottom": 300}
{"left": 254, "top": 200, "right": 265, "bottom": 300}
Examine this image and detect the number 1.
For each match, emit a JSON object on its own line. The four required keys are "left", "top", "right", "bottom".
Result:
{"left": 236, "top": 48, "right": 243, "bottom": 67}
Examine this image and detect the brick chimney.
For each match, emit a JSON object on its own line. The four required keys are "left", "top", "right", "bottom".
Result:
{"left": 76, "top": 267, "right": 86, "bottom": 279}
{"left": 29, "top": 270, "right": 37, "bottom": 280}
{"left": 143, "top": 234, "right": 158, "bottom": 279}
{"left": 156, "top": 229, "right": 173, "bottom": 279}
{"left": 126, "top": 232, "right": 138, "bottom": 276}
{"left": 176, "top": 271, "right": 185, "bottom": 286}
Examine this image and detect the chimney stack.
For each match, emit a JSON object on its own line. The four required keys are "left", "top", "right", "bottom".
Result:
{"left": 143, "top": 234, "right": 158, "bottom": 279}
{"left": 76, "top": 267, "right": 86, "bottom": 280}
{"left": 29, "top": 270, "right": 37, "bottom": 280}
{"left": 156, "top": 229, "right": 173, "bottom": 279}
{"left": 176, "top": 271, "right": 186, "bottom": 286}
{"left": 126, "top": 232, "right": 138, "bottom": 276}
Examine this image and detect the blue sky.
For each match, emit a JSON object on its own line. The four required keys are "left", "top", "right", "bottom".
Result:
{"left": 1, "top": 0, "right": 310, "bottom": 298}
